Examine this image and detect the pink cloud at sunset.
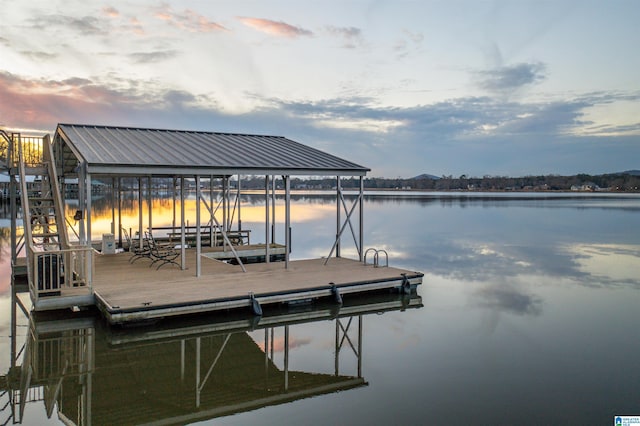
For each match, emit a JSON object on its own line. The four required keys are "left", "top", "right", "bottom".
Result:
{"left": 0, "top": 71, "right": 170, "bottom": 130}
{"left": 155, "top": 5, "right": 228, "bottom": 33}
{"left": 102, "top": 7, "right": 120, "bottom": 18}
{"left": 238, "top": 17, "right": 313, "bottom": 38}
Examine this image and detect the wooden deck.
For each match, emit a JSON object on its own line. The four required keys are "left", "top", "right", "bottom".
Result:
{"left": 92, "top": 247, "right": 423, "bottom": 324}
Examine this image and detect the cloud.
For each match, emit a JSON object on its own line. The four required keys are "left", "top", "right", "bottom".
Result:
{"left": 474, "top": 286, "right": 543, "bottom": 316}
{"left": 394, "top": 29, "right": 424, "bottom": 59}
{"left": 1, "top": 68, "right": 638, "bottom": 177}
{"left": 30, "top": 14, "right": 105, "bottom": 36}
{"left": 154, "top": 5, "right": 228, "bottom": 32}
{"left": 102, "top": 6, "right": 119, "bottom": 18}
{"left": 0, "top": 71, "right": 216, "bottom": 130}
{"left": 255, "top": 90, "right": 640, "bottom": 143}
{"left": 238, "top": 17, "right": 313, "bottom": 38}
{"left": 0, "top": 37, "right": 9, "bottom": 47}
{"left": 127, "top": 17, "right": 145, "bottom": 36}
{"left": 325, "top": 26, "right": 364, "bottom": 49}
{"left": 100, "top": 6, "right": 145, "bottom": 35}
{"left": 128, "top": 50, "right": 180, "bottom": 64}
{"left": 477, "top": 62, "right": 546, "bottom": 93}
{"left": 19, "top": 51, "right": 58, "bottom": 61}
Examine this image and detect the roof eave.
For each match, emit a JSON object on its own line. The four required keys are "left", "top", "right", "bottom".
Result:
{"left": 86, "top": 164, "right": 369, "bottom": 177}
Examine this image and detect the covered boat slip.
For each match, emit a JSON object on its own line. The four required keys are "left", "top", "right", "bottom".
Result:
{"left": 53, "top": 123, "right": 371, "bottom": 276}
{"left": 92, "top": 249, "right": 423, "bottom": 324}
{"left": 6, "top": 123, "right": 423, "bottom": 320}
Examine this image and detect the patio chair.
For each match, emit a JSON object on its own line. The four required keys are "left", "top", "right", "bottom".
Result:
{"left": 122, "top": 228, "right": 152, "bottom": 264}
{"left": 146, "top": 231, "right": 180, "bottom": 270}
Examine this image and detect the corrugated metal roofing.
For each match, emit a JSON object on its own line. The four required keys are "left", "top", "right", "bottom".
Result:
{"left": 54, "top": 124, "right": 369, "bottom": 176}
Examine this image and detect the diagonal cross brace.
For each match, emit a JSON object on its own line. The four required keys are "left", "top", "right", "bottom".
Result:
{"left": 201, "top": 196, "right": 246, "bottom": 272}
{"left": 324, "top": 190, "right": 362, "bottom": 265}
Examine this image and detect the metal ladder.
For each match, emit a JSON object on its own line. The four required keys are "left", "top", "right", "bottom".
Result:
{"left": 363, "top": 248, "right": 389, "bottom": 267}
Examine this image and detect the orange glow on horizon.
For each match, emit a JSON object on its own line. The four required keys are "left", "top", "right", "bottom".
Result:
{"left": 68, "top": 198, "right": 335, "bottom": 238}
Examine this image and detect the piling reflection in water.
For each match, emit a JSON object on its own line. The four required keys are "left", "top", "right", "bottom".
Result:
{"left": 4, "top": 292, "right": 421, "bottom": 425}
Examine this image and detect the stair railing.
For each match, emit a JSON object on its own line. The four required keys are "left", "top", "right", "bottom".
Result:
{"left": 18, "top": 134, "right": 93, "bottom": 305}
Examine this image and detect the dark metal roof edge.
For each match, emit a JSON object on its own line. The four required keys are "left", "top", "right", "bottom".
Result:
{"left": 86, "top": 165, "right": 369, "bottom": 177}
{"left": 57, "top": 123, "right": 286, "bottom": 139}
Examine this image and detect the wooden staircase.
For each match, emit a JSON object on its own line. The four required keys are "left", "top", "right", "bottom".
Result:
{"left": 27, "top": 174, "right": 64, "bottom": 251}
{"left": 12, "top": 132, "right": 94, "bottom": 310}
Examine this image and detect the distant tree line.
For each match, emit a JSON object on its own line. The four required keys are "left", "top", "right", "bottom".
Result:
{"left": 238, "top": 172, "right": 640, "bottom": 192}
{"left": 68, "top": 173, "right": 639, "bottom": 193}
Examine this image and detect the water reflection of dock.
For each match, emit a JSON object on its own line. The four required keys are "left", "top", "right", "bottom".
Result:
{"left": 1, "top": 292, "right": 422, "bottom": 425}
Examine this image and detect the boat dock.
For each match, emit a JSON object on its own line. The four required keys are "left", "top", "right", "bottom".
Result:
{"left": 3, "top": 125, "right": 423, "bottom": 325}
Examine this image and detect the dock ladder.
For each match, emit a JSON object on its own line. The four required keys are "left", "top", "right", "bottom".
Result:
{"left": 363, "top": 248, "right": 388, "bottom": 268}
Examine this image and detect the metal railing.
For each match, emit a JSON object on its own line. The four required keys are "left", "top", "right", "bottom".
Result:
{"left": 1, "top": 131, "right": 45, "bottom": 169}
{"left": 0, "top": 129, "right": 11, "bottom": 169}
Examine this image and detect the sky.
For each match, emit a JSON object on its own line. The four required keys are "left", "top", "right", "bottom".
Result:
{"left": 0, "top": 0, "right": 639, "bottom": 178}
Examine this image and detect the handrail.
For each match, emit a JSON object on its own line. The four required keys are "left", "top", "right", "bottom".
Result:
{"left": 363, "top": 248, "right": 389, "bottom": 268}
{"left": 363, "top": 248, "right": 377, "bottom": 266}
{"left": 0, "top": 129, "right": 11, "bottom": 169}
{"left": 17, "top": 133, "right": 93, "bottom": 305}
{"left": 42, "top": 134, "right": 70, "bottom": 249}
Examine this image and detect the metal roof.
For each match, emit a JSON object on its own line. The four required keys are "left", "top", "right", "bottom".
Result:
{"left": 53, "top": 124, "right": 369, "bottom": 176}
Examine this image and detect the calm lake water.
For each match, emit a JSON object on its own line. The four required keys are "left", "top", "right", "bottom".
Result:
{"left": 1, "top": 192, "right": 639, "bottom": 425}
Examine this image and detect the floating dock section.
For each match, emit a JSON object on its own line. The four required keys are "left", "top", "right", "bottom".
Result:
{"left": 92, "top": 251, "right": 423, "bottom": 325}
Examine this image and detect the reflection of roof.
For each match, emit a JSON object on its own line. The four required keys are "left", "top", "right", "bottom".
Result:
{"left": 54, "top": 123, "right": 370, "bottom": 177}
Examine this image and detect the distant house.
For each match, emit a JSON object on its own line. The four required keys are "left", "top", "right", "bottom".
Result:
{"left": 571, "top": 182, "right": 600, "bottom": 191}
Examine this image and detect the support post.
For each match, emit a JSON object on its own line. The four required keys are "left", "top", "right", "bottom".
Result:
{"left": 284, "top": 325, "right": 289, "bottom": 391}
{"left": 117, "top": 177, "right": 122, "bottom": 248}
{"left": 284, "top": 175, "right": 291, "bottom": 268}
{"left": 196, "top": 337, "right": 201, "bottom": 408}
{"left": 147, "top": 176, "right": 152, "bottom": 234}
{"left": 358, "top": 314, "right": 363, "bottom": 378}
{"left": 237, "top": 176, "right": 242, "bottom": 231}
{"left": 271, "top": 175, "right": 276, "bottom": 244}
{"left": 180, "top": 176, "right": 186, "bottom": 270}
{"left": 138, "top": 177, "right": 143, "bottom": 249}
{"left": 111, "top": 177, "right": 116, "bottom": 235}
{"left": 359, "top": 176, "right": 364, "bottom": 262}
{"left": 222, "top": 177, "right": 227, "bottom": 232}
{"left": 336, "top": 176, "right": 341, "bottom": 258}
{"left": 265, "top": 175, "right": 270, "bottom": 263}
{"left": 335, "top": 317, "right": 340, "bottom": 376}
{"left": 79, "top": 165, "right": 86, "bottom": 244}
{"left": 172, "top": 176, "right": 177, "bottom": 234}
{"left": 86, "top": 172, "right": 92, "bottom": 246}
{"left": 196, "top": 175, "right": 201, "bottom": 277}
{"left": 181, "top": 340, "right": 186, "bottom": 382}
{"left": 210, "top": 175, "right": 214, "bottom": 247}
